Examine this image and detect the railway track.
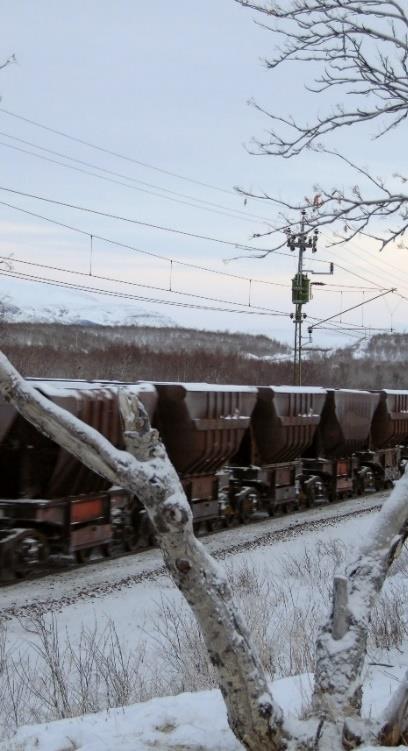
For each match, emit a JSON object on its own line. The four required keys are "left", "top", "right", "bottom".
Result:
{"left": 0, "top": 491, "right": 387, "bottom": 620}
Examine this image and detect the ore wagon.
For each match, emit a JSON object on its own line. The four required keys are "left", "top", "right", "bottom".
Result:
{"left": 231, "top": 386, "right": 327, "bottom": 513}
{"left": 0, "top": 379, "right": 157, "bottom": 576}
{"left": 304, "top": 389, "right": 381, "bottom": 498}
{"left": 368, "top": 389, "right": 408, "bottom": 485}
{"left": 154, "top": 383, "right": 257, "bottom": 526}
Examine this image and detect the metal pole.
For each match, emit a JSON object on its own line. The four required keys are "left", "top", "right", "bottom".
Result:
{"left": 293, "top": 210, "right": 306, "bottom": 386}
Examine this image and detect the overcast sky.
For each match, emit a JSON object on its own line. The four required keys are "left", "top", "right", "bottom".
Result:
{"left": 0, "top": 0, "right": 406, "bottom": 346}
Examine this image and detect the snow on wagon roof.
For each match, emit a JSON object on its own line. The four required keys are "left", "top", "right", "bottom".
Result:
{"left": 155, "top": 382, "right": 257, "bottom": 392}
{"left": 270, "top": 386, "right": 327, "bottom": 394}
{"left": 381, "top": 389, "right": 408, "bottom": 395}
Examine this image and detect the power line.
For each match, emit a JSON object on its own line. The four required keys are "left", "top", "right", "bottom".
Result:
{"left": 321, "top": 282, "right": 388, "bottom": 291}
{"left": 0, "top": 129, "right": 278, "bottom": 226}
{"left": 0, "top": 111, "right": 398, "bottom": 297}
{"left": 0, "top": 185, "right": 275, "bottom": 254}
{"left": 0, "top": 107, "right": 236, "bottom": 197}
{"left": 0, "top": 196, "right": 291, "bottom": 291}
{"left": 1, "top": 265, "right": 383, "bottom": 339}
{"left": 0, "top": 185, "right": 393, "bottom": 290}
{"left": 1, "top": 194, "right": 382, "bottom": 300}
{"left": 0, "top": 187, "right": 394, "bottom": 334}
{"left": 325, "top": 231, "right": 408, "bottom": 281}
{"left": 320, "top": 231, "right": 408, "bottom": 296}
{"left": 308, "top": 288, "right": 396, "bottom": 332}
{"left": 0, "top": 139, "right": 271, "bottom": 228}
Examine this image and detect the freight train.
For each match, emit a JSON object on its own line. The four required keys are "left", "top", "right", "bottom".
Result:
{"left": 0, "top": 379, "right": 407, "bottom": 579}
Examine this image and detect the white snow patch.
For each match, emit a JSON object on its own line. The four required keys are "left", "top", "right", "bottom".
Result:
{"left": 2, "top": 670, "right": 405, "bottom": 751}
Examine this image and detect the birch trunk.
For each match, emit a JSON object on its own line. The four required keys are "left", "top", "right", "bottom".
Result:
{"left": 312, "top": 468, "right": 408, "bottom": 727}
{"left": 0, "top": 352, "right": 285, "bottom": 751}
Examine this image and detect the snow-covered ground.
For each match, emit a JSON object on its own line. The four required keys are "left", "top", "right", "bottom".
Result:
{"left": 1, "top": 492, "right": 407, "bottom": 750}
{"left": 3, "top": 670, "right": 407, "bottom": 751}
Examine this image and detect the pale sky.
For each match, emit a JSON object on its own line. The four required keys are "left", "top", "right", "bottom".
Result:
{"left": 0, "top": 0, "right": 406, "bottom": 347}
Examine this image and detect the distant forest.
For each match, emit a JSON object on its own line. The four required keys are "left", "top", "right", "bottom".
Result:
{"left": 1, "top": 323, "right": 407, "bottom": 389}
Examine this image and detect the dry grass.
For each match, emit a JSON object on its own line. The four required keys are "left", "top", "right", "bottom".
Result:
{"left": 0, "top": 539, "right": 407, "bottom": 740}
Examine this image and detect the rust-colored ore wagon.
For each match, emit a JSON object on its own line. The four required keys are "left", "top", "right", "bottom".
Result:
{"left": 304, "top": 389, "right": 380, "bottom": 499}
{"left": 368, "top": 389, "right": 408, "bottom": 485}
{"left": 231, "top": 386, "right": 327, "bottom": 514}
{"left": 154, "top": 383, "right": 257, "bottom": 526}
{"left": 0, "top": 379, "right": 157, "bottom": 576}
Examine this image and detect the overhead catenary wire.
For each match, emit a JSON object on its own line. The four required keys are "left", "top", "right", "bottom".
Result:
{"left": 326, "top": 244, "right": 406, "bottom": 294}
{"left": 0, "top": 188, "right": 395, "bottom": 336}
{"left": 308, "top": 288, "right": 396, "bottom": 331}
{"left": 0, "top": 205, "right": 394, "bottom": 338}
{"left": 1, "top": 266, "right": 382, "bottom": 338}
{"left": 0, "top": 268, "right": 290, "bottom": 317}
{"left": 7, "top": 107, "right": 400, "bottom": 295}
{"left": 0, "top": 185, "right": 280, "bottom": 256}
{"left": 0, "top": 261, "right": 388, "bottom": 336}
{"left": 0, "top": 254, "right": 287, "bottom": 316}
{"left": 0, "top": 197, "right": 291, "bottom": 293}
{"left": 5, "top": 260, "right": 393, "bottom": 342}
{"left": 0, "top": 195, "right": 385, "bottom": 302}
{"left": 0, "top": 186, "right": 389, "bottom": 292}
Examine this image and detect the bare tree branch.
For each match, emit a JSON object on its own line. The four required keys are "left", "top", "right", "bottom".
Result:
{"left": 0, "top": 54, "right": 16, "bottom": 72}
{"left": 235, "top": 0, "right": 408, "bottom": 247}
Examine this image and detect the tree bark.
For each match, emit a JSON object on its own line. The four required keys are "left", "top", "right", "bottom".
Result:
{"left": 0, "top": 353, "right": 285, "bottom": 751}
{"left": 312, "top": 468, "right": 408, "bottom": 720}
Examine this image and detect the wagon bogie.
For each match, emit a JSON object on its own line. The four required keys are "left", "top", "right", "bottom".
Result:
{"left": 0, "top": 527, "right": 49, "bottom": 580}
{"left": 357, "top": 446, "right": 401, "bottom": 491}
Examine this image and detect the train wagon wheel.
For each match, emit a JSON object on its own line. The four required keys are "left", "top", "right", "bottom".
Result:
{"left": 122, "top": 526, "right": 139, "bottom": 552}
{"left": 222, "top": 510, "right": 236, "bottom": 528}
{"left": 239, "top": 489, "right": 260, "bottom": 524}
{"left": 100, "top": 543, "right": 112, "bottom": 558}
{"left": 304, "top": 486, "right": 315, "bottom": 509}
{"left": 75, "top": 548, "right": 92, "bottom": 564}
{"left": 10, "top": 531, "right": 49, "bottom": 579}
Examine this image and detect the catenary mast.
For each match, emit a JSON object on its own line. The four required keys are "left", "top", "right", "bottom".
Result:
{"left": 286, "top": 210, "right": 318, "bottom": 386}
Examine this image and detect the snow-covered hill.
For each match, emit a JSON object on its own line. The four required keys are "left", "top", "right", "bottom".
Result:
{"left": 0, "top": 277, "right": 173, "bottom": 327}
